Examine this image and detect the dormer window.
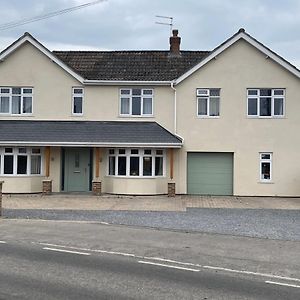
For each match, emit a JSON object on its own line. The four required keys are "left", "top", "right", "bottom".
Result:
{"left": 120, "top": 88, "right": 153, "bottom": 116}
{"left": 0, "top": 87, "right": 33, "bottom": 115}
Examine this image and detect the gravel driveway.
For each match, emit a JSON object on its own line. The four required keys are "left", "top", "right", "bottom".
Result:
{"left": 3, "top": 208, "right": 300, "bottom": 241}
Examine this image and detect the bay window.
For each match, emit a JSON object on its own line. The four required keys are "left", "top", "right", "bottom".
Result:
{"left": 0, "top": 147, "right": 43, "bottom": 176}
{"left": 108, "top": 148, "right": 165, "bottom": 177}
{"left": 0, "top": 87, "right": 33, "bottom": 115}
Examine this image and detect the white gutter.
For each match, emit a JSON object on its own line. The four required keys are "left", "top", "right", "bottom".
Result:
{"left": 0, "top": 141, "right": 182, "bottom": 148}
{"left": 84, "top": 80, "right": 171, "bottom": 86}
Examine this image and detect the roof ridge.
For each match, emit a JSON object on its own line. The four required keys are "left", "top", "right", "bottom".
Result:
{"left": 52, "top": 50, "right": 211, "bottom": 54}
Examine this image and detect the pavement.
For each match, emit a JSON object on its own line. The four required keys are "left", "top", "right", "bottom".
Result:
{"left": 2, "top": 193, "right": 300, "bottom": 211}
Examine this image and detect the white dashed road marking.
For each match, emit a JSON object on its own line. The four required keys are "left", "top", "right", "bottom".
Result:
{"left": 35, "top": 241, "right": 300, "bottom": 284}
{"left": 138, "top": 260, "right": 200, "bottom": 272}
{"left": 265, "top": 281, "right": 300, "bottom": 289}
{"left": 0, "top": 241, "right": 7, "bottom": 244}
{"left": 43, "top": 247, "right": 91, "bottom": 256}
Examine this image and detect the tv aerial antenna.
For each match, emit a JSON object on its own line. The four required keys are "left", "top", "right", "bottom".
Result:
{"left": 155, "top": 15, "right": 173, "bottom": 36}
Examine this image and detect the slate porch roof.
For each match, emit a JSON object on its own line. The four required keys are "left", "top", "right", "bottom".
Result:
{"left": 0, "top": 120, "right": 182, "bottom": 147}
{"left": 53, "top": 50, "right": 210, "bottom": 81}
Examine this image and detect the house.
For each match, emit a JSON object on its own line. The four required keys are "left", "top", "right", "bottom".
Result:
{"left": 0, "top": 28, "right": 299, "bottom": 196}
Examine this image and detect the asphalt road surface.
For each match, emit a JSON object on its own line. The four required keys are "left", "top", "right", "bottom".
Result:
{"left": 1, "top": 220, "right": 300, "bottom": 299}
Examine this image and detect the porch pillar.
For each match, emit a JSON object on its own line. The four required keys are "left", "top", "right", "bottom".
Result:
{"left": 93, "top": 147, "right": 102, "bottom": 196}
{"left": 168, "top": 148, "right": 176, "bottom": 197}
{"left": 43, "top": 146, "right": 52, "bottom": 194}
{"left": 45, "top": 146, "right": 51, "bottom": 177}
{"left": 0, "top": 181, "right": 3, "bottom": 217}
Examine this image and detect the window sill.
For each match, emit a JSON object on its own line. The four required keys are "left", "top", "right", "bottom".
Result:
{"left": 197, "top": 116, "right": 220, "bottom": 119}
{"left": 247, "top": 116, "right": 285, "bottom": 119}
{"left": 71, "top": 114, "right": 84, "bottom": 117}
{"left": 258, "top": 181, "right": 274, "bottom": 184}
{"left": 0, "top": 174, "right": 44, "bottom": 178}
{"left": 105, "top": 175, "right": 165, "bottom": 179}
{"left": 0, "top": 114, "right": 35, "bottom": 117}
{"left": 119, "top": 115, "right": 154, "bottom": 118}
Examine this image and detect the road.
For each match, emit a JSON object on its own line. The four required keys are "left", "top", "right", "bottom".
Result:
{"left": 1, "top": 219, "right": 300, "bottom": 299}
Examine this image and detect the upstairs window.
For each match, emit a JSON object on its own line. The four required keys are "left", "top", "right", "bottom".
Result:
{"left": 72, "top": 87, "right": 84, "bottom": 115}
{"left": 120, "top": 88, "right": 153, "bottom": 116}
{"left": 0, "top": 87, "right": 33, "bottom": 115}
{"left": 197, "top": 88, "right": 220, "bottom": 117}
{"left": 247, "top": 89, "right": 285, "bottom": 117}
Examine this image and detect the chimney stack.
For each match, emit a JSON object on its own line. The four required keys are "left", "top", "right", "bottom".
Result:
{"left": 169, "top": 29, "right": 181, "bottom": 56}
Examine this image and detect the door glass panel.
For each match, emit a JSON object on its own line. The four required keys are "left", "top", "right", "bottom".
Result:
{"left": 75, "top": 153, "right": 80, "bottom": 168}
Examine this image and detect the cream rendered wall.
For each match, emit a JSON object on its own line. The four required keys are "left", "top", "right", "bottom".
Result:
{"left": 0, "top": 42, "right": 174, "bottom": 131}
{"left": 176, "top": 39, "right": 300, "bottom": 196}
{"left": 0, "top": 42, "right": 175, "bottom": 193}
{"left": 0, "top": 176, "right": 44, "bottom": 193}
{"left": 0, "top": 43, "right": 80, "bottom": 120}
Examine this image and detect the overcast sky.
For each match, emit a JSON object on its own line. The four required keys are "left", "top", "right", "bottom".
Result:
{"left": 0, "top": 0, "right": 299, "bottom": 68}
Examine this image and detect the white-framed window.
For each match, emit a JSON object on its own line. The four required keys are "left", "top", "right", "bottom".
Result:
{"left": 260, "top": 153, "right": 272, "bottom": 182}
{"left": 0, "top": 147, "right": 43, "bottom": 176}
{"left": 0, "top": 87, "right": 33, "bottom": 115}
{"left": 72, "top": 87, "right": 84, "bottom": 115}
{"left": 108, "top": 148, "right": 165, "bottom": 177}
{"left": 197, "top": 88, "right": 220, "bottom": 117}
{"left": 247, "top": 89, "right": 285, "bottom": 117}
{"left": 120, "top": 88, "right": 153, "bottom": 116}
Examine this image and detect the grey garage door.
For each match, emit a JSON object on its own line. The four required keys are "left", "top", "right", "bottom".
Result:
{"left": 187, "top": 152, "right": 233, "bottom": 195}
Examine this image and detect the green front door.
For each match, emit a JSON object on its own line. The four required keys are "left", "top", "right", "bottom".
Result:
{"left": 64, "top": 148, "right": 90, "bottom": 192}
{"left": 187, "top": 152, "right": 233, "bottom": 195}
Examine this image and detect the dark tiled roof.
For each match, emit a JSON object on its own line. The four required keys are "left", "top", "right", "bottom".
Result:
{"left": 53, "top": 50, "right": 210, "bottom": 81}
{"left": 0, "top": 121, "right": 182, "bottom": 146}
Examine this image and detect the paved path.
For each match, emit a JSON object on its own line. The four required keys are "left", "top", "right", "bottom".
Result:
{"left": 3, "top": 194, "right": 300, "bottom": 211}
